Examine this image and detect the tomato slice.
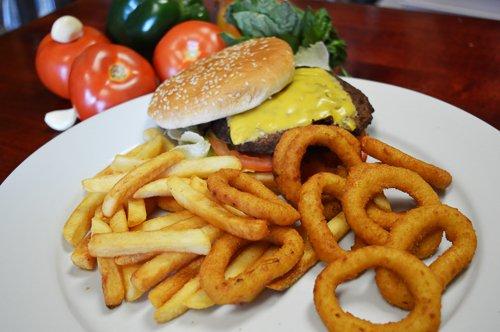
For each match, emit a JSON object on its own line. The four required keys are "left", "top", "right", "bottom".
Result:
{"left": 208, "top": 133, "right": 273, "bottom": 172}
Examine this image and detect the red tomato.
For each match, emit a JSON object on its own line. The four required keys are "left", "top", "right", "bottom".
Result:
{"left": 69, "top": 43, "right": 158, "bottom": 120}
{"left": 208, "top": 133, "right": 273, "bottom": 172}
{"left": 153, "top": 21, "right": 225, "bottom": 81}
{"left": 35, "top": 26, "right": 109, "bottom": 99}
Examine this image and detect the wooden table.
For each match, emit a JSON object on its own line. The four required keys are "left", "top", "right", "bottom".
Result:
{"left": 0, "top": 0, "right": 499, "bottom": 182}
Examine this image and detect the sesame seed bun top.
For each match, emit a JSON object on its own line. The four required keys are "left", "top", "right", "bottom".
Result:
{"left": 147, "top": 37, "right": 295, "bottom": 129}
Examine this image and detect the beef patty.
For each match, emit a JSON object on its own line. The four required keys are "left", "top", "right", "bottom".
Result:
{"left": 207, "top": 77, "right": 374, "bottom": 155}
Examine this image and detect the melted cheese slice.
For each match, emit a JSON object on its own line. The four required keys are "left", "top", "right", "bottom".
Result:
{"left": 227, "top": 68, "right": 357, "bottom": 145}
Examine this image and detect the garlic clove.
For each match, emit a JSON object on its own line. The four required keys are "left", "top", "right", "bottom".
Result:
{"left": 51, "top": 16, "right": 84, "bottom": 43}
{"left": 44, "top": 108, "right": 77, "bottom": 131}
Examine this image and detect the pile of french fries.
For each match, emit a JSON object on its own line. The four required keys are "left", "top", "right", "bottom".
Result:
{"left": 62, "top": 128, "right": 284, "bottom": 323}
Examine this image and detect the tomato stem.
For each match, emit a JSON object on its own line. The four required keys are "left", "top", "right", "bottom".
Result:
{"left": 108, "top": 63, "right": 130, "bottom": 82}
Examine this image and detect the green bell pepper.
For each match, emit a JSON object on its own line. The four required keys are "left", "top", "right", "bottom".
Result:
{"left": 106, "top": 0, "right": 209, "bottom": 58}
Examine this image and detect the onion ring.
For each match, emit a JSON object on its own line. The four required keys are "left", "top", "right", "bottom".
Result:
{"left": 207, "top": 169, "right": 300, "bottom": 226}
{"left": 351, "top": 222, "right": 440, "bottom": 260}
{"left": 360, "top": 136, "right": 452, "bottom": 189}
{"left": 273, "top": 125, "right": 363, "bottom": 204}
{"left": 267, "top": 213, "right": 350, "bottom": 291}
{"left": 314, "top": 246, "right": 442, "bottom": 332}
{"left": 273, "top": 127, "right": 302, "bottom": 180}
{"left": 266, "top": 237, "right": 317, "bottom": 291}
{"left": 376, "top": 205, "right": 477, "bottom": 310}
{"left": 299, "top": 147, "right": 345, "bottom": 220}
{"left": 299, "top": 172, "right": 348, "bottom": 262}
{"left": 199, "top": 227, "right": 304, "bottom": 304}
{"left": 276, "top": 129, "right": 346, "bottom": 212}
{"left": 366, "top": 203, "right": 442, "bottom": 259}
{"left": 342, "top": 164, "right": 441, "bottom": 246}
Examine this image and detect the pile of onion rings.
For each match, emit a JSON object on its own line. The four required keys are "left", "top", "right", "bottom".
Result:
{"left": 271, "top": 124, "right": 477, "bottom": 331}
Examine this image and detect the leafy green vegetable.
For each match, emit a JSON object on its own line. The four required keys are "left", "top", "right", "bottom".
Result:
{"left": 302, "top": 8, "right": 331, "bottom": 46}
{"left": 224, "top": 0, "right": 347, "bottom": 67}
{"left": 325, "top": 38, "right": 347, "bottom": 68}
{"left": 224, "top": 0, "right": 302, "bottom": 51}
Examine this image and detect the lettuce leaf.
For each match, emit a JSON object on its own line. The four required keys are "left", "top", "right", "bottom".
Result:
{"left": 224, "top": 0, "right": 346, "bottom": 67}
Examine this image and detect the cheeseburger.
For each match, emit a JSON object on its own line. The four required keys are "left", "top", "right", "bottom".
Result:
{"left": 148, "top": 37, "right": 373, "bottom": 171}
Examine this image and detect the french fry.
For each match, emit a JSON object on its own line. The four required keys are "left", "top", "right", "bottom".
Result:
{"left": 134, "top": 178, "right": 174, "bottom": 199}
{"left": 127, "top": 198, "right": 147, "bottom": 227}
{"left": 132, "top": 210, "right": 193, "bottom": 231}
{"left": 115, "top": 252, "right": 158, "bottom": 266}
{"left": 71, "top": 234, "right": 96, "bottom": 270}
{"left": 189, "top": 176, "right": 247, "bottom": 217}
{"left": 98, "top": 257, "right": 125, "bottom": 308}
{"left": 127, "top": 226, "right": 217, "bottom": 293}
{"left": 373, "top": 192, "right": 392, "bottom": 212}
{"left": 93, "top": 207, "right": 111, "bottom": 223}
{"left": 326, "top": 211, "right": 350, "bottom": 235}
{"left": 199, "top": 225, "right": 222, "bottom": 242}
{"left": 154, "top": 276, "right": 201, "bottom": 323}
{"left": 188, "top": 176, "right": 209, "bottom": 193}
{"left": 247, "top": 172, "right": 279, "bottom": 193}
{"left": 91, "top": 217, "right": 112, "bottom": 235}
{"left": 92, "top": 132, "right": 164, "bottom": 178}
{"left": 122, "top": 264, "right": 145, "bottom": 301}
{"left": 117, "top": 215, "right": 207, "bottom": 264}
{"left": 149, "top": 258, "right": 203, "bottom": 308}
{"left": 184, "top": 242, "right": 268, "bottom": 310}
{"left": 143, "top": 127, "right": 176, "bottom": 151}
{"left": 182, "top": 288, "right": 214, "bottom": 310}
{"left": 93, "top": 206, "right": 104, "bottom": 219}
{"left": 132, "top": 252, "right": 199, "bottom": 292}
{"left": 167, "top": 176, "right": 268, "bottom": 240}
{"left": 109, "top": 209, "right": 128, "bottom": 232}
{"left": 93, "top": 165, "right": 115, "bottom": 178}
{"left": 102, "top": 150, "right": 184, "bottom": 217}
{"left": 63, "top": 193, "right": 105, "bottom": 246}
{"left": 163, "top": 156, "right": 242, "bottom": 178}
{"left": 110, "top": 156, "right": 146, "bottom": 173}
{"left": 143, "top": 127, "right": 163, "bottom": 141}
{"left": 82, "top": 174, "right": 126, "bottom": 193}
{"left": 133, "top": 134, "right": 164, "bottom": 159}
{"left": 92, "top": 214, "right": 124, "bottom": 308}
{"left": 224, "top": 242, "right": 269, "bottom": 278}
{"left": 134, "top": 177, "right": 193, "bottom": 199}
{"left": 88, "top": 228, "right": 212, "bottom": 257}
{"left": 164, "top": 216, "right": 207, "bottom": 231}
{"left": 157, "top": 196, "right": 185, "bottom": 212}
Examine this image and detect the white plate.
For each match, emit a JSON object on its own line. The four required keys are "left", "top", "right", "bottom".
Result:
{"left": 1, "top": 78, "right": 499, "bottom": 331}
